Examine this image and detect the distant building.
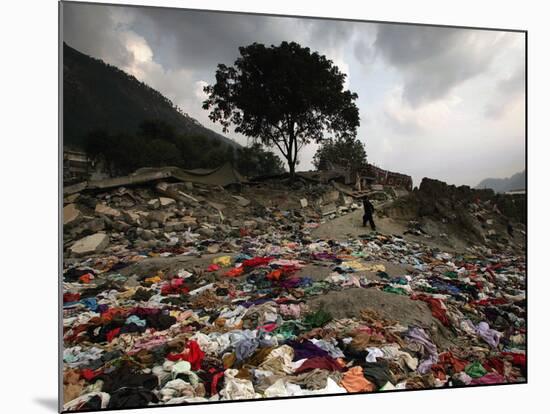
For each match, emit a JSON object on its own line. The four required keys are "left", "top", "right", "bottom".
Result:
{"left": 364, "top": 164, "right": 413, "bottom": 191}
{"left": 322, "top": 161, "right": 413, "bottom": 192}
{"left": 505, "top": 189, "right": 526, "bottom": 195}
{"left": 63, "top": 149, "right": 91, "bottom": 183}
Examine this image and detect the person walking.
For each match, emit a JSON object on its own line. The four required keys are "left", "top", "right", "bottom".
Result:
{"left": 362, "top": 196, "right": 376, "bottom": 230}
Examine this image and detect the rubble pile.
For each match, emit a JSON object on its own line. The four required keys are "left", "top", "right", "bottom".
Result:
{"left": 62, "top": 178, "right": 526, "bottom": 411}
{"left": 382, "top": 178, "right": 526, "bottom": 250}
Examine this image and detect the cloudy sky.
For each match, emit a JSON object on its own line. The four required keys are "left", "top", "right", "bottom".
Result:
{"left": 62, "top": 2, "right": 525, "bottom": 187}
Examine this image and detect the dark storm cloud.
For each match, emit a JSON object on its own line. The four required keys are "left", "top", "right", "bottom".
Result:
{"left": 129, "top": 8, "right": 302, "bottom": 71}
{"left": 63, "top": 3, "right": 355, "bottom": 77}
{"left": 63, "top": 3, "right": 134, "bottom": 69}
{"left": 374, "top": 24, "right": 510, "bottom": 107}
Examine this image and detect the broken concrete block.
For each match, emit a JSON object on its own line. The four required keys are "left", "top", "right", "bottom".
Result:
{"left": 321, "top": 203, "right": 337, "bottom": 216}
{"left": 95, "top": 203, "right": 121, "bottom": 217}
{"left": 63, "top": 203, "right": 82, "bottom": 226}
{"left": 181, "top": 216, "right": 198, "bottom": 226}
{"left": 300, "top": 198, "right": 308, "bottom": 208}
{"left": 147, "top": 211, "right": 169, "bottom": 224}
{"left": 232, "top": 195, "right": 251, "bottom": 207}
{"left": 322, "top": 191, "right": 340, "bottom": 204}
{"left": 124, "top": 211, "right": 141, "bottom": 225}
{"left": 64, "top": 193, "right": 80, "bottom": 204}
{"left": 141, "top": 230, "right": 154, "bottom": 241}
{"left": 159, "top": 197, "right": 176, "bottom": 207}
{"left": 70, "top": 233, "right": 109, "bottom": 256}
{"left": 148, "top": 199, "right": 160, "bottom": 209}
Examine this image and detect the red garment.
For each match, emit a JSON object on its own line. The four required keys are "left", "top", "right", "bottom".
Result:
{"left": 431, "top": 364, "right": 447, "bottom": 380}
{"left": 502, "top": 352, "right": 526, "bottom": 372}
{"left": 64, "top": 293, "right": 81, "bottom": 303}
{"left": 101, "top": 307, "right": 130, "bottom": 322}
{"left": 207, "top": 264, "right": 220, "bottom": 272}
{"left": 80, "top": 368, "right": 101, "bottom": 381}
{"left": 260, "top": 323, "right": 278, "bottom": 332}
{"left": 294, "top": 356, "right": 344, "bottom": 374}
{"left": 242, "top": 257, "right": 273, "bottom": 268}
{"left": 438, "top": 352, "right": 467, "bottom": 373}
{"left": 161, "top": 277, "right": 189, "bottom": 295}
{"left": 483, "top": 357, "right": 505, "bottom": 375}
{"left": 167, "top": 340, "right": 205, "bottom": 371}
{"left": 471, "top": 372, "right": 507, "bottom": 385}
{"left": 413, "top": 294, "right": 449, "bottom": 326}
{"left": 470, "top": 298, "right": 508, "bottom": 306}
{"left": 210, "top": 370, "right": 225, "bottom": 396}
{"left": 106, "top": 327, "right": 121, "bottom": 342}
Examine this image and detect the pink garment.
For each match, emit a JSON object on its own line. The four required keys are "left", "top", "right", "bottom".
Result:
{"left": 471, "top": 372, "right": 507, "bottom": 385}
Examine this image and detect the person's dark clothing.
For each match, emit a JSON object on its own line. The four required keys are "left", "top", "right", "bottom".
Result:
{"left": 507, "top": 223, "right": 514, "bottom": 237}
{"left": 362, "top": 199, "right": 376, "bottom": 230}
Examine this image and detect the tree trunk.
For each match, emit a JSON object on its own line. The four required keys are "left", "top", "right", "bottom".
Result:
{"left": 288, "top": 158, "right": 296, "bottom": 183}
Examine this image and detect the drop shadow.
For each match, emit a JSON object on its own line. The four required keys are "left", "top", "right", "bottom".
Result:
{"left": 34, "top": 397, "right": 59, "bottom": 412}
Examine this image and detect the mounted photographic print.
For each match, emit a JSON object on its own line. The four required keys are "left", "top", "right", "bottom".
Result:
{"left": 60, "top": 1, "right": 527, "bottom": 412}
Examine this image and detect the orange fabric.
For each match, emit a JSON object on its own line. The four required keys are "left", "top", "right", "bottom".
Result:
{"left": 340, "top": 366, "right": 376, "bottom": 392}
{"left": 267, "top": 269, "right": 283, "bottom": 281}
{"left": 224, "top": 267, "right": 244, "bottom": 277}
{"left": 144, "top": 275, "right": 162, "bottom": 284}
{"left": 79, "top": 273, "right": 93, "bottom": 283}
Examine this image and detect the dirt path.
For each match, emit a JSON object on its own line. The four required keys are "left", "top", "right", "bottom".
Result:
{"left": 311, "top": 209, "right": 469, "bottom": 253}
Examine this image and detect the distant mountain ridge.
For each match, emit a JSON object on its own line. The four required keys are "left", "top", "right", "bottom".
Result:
{"left": 477, "top": 170, "right": 526, "bottom": 193}
{"left": 62, "top": 42, "right": 238, "bottom": 149}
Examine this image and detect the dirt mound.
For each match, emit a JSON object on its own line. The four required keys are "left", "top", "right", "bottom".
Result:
{"left": 307, "top": 287, "right": 433, "bottom": 325}
{"left": 307, "top": 287, "right": 456, "bottom": 349}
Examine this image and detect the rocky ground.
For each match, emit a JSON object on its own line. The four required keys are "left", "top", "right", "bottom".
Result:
{"left": 61, "top": 177, "right": 526, "bottom": 411}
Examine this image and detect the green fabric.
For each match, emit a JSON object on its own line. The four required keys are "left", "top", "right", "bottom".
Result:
{"left": 465, "top": 361, "right": 487, "bottom": 378}
{"left": 444, "top": 271, "right": 458, "bottom": 279}
{"left": 106, "top": 273, "right": 127, "bottom": 282}
{"left": 383, "top": 286, "right": 408, "bottom": 295}
{"left": 303, "top": 281, "right": 329, "bottom": 296}
{"left": 377, "top": 271, "right": 390, "bottom": 279}
{"left": 303, "top": 309, "right": 333, "bottom": 328}
{"left": 273, "top": 320, "right": 307, "bottom": 339}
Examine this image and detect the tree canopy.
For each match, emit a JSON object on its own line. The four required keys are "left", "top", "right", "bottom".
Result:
{"left": 313, "top": 136, "right": 368, "bottom": 171}
{"left": 203, "top": 41, "right": 360, "bottom": 179}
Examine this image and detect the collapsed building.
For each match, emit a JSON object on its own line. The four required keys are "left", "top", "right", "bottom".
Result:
{"left": 316, "top": 161, "right": 413, "bottom": 192}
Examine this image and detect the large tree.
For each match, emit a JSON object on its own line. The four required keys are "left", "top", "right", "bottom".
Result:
{"left": 202, "top": 41, "right": 360, "bottom": 180}
{"left": 313, "top": 136, "right": 368, "bottom": 171}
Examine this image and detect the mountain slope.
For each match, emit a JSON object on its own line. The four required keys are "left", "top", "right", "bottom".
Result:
{"left": 476, "top": 170, "right": 526, "bottom": 193}
{"left": 62, "top": 42, "right": 237, "bottom": 149}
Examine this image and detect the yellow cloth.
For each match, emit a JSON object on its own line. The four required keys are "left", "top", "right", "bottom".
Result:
{"left": 213, "top": 256, "right": 232, "bottom": 267}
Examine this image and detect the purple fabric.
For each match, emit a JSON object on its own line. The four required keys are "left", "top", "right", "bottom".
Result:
{"left": 97, "top": 304, "right": 109, "bottom": 313}
{"left": 278, "top": 277, "right": 302, "bottom": 289}
{"left": 475, "top": 321, "right": 501, "bottom": 348}
{"left": 312, "top": 252, "right": 337, "bottom": 261}
{"left": 287, "top": 340, "right": 330, "bottom": 361}
{"left": 404, "top": 326, "right": 438, "bottom": 374}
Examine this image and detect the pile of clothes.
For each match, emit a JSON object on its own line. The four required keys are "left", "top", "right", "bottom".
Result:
{"left": 62, "top": 230, "right": 525, "bottom": 411}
